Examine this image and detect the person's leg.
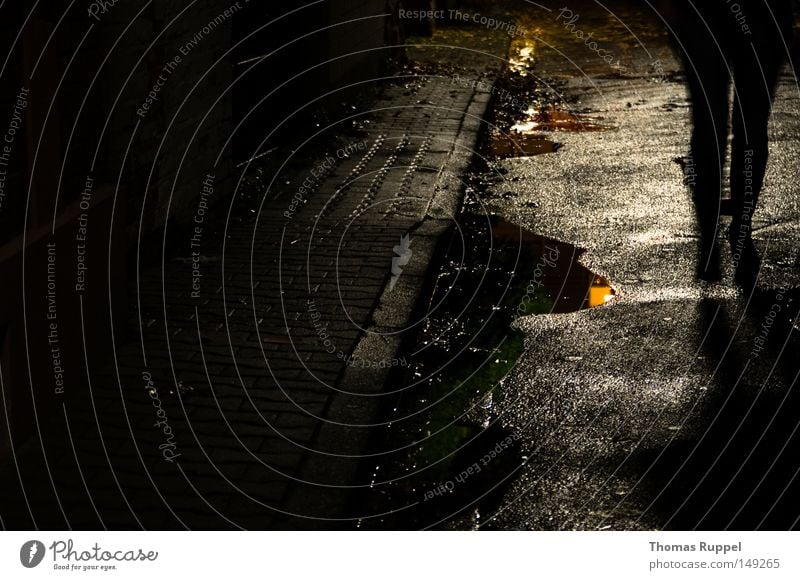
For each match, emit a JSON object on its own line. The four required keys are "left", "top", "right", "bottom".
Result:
{"left": 729, "top": 0, "right": 792, "bottom": 283}
{"left": 673, "top": 6, "right": 731, "bottom": 280}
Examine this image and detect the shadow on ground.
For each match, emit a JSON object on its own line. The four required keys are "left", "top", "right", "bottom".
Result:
{"left": 633, "top": 288, "right": 800, "bottom": 530}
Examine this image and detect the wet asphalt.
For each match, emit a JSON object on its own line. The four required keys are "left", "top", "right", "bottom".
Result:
{"left": 464, "top": 1, "right": 800, "bottom": 530}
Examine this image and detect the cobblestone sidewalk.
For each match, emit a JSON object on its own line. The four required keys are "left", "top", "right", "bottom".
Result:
{"left": 0, "top": 30, "right": 509, "bottom": 529}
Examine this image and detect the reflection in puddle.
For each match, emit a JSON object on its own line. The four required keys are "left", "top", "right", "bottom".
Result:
{"left": 509, "top": 40, "right": 536, "bottom": 75}
{"left": 511, "top": 106, "right": 612, "bottom": 133}
{"left": 489, "top": 130, "right": 561, "bottom": 158}
{"left": 491, "top": 216, "right": 616, "bottom": 313}
{"left": 359, "top": 211, "right": 616, "bottom": 529}
{"left": 489, "top": 107, "right": 613, "bottom": 159}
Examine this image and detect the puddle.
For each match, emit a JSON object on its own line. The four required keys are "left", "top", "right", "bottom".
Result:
{"left": 490, "top": 216, "right": 615, "bottom": 312}
{"left": 361, "top": 12, "right": 618, "bottom": 523}
{"left": 488, "top": 107, "right": 613, "bottom": 159}
{"left": 511, "top": 106, "right": 613, "bottom": 133}
{"left": 489, "top": 130, "right": 561, "bottom": 158}
{"left": 359, "top": 211, "right": 615, "bottom": 529}
{"left": 508, "top": 38, "right": 537, "bottom": 75}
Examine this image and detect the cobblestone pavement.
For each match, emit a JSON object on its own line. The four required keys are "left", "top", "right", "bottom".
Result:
{"left": 0, "top": 28, "right": 509, "bottom": 530}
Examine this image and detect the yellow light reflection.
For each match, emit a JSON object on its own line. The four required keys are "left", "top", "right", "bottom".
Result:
{"left": 588, "top": 276, "right": 615, "bottom": 308}
{"left": 509, "top": 41, "right": 536, "bottom": 74}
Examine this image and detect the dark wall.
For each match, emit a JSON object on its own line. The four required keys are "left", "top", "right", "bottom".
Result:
{"left": 0, "top": 1, "right": 394, "bottom": 460}
{"left": 231, "top": 1, "right": 391, "bottom": 160}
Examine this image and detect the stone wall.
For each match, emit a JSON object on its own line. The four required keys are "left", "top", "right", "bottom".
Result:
{"left": 96, "top": 1, "right": 235, "bottom": 232}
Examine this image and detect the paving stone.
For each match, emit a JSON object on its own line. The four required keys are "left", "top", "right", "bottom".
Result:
{"left": 1, "top": 41, "right": 503, "bottom": 530}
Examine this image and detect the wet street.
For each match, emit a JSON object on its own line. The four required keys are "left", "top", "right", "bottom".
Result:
{"left": 456, "top": 1, "right": 800, "bottom": 530}
{"left": 2, "top": 0, "right": 799, "bottom": 537}
{"left": 364, "top": 1, "right": 800, "bottom": 530}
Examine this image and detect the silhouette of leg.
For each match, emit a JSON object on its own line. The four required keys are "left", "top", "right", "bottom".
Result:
{"left": 675, "top": 9, "right": 730, "bottom": 280}
{"left": 729, "top": 2, "right": 791, "bottom": 285}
